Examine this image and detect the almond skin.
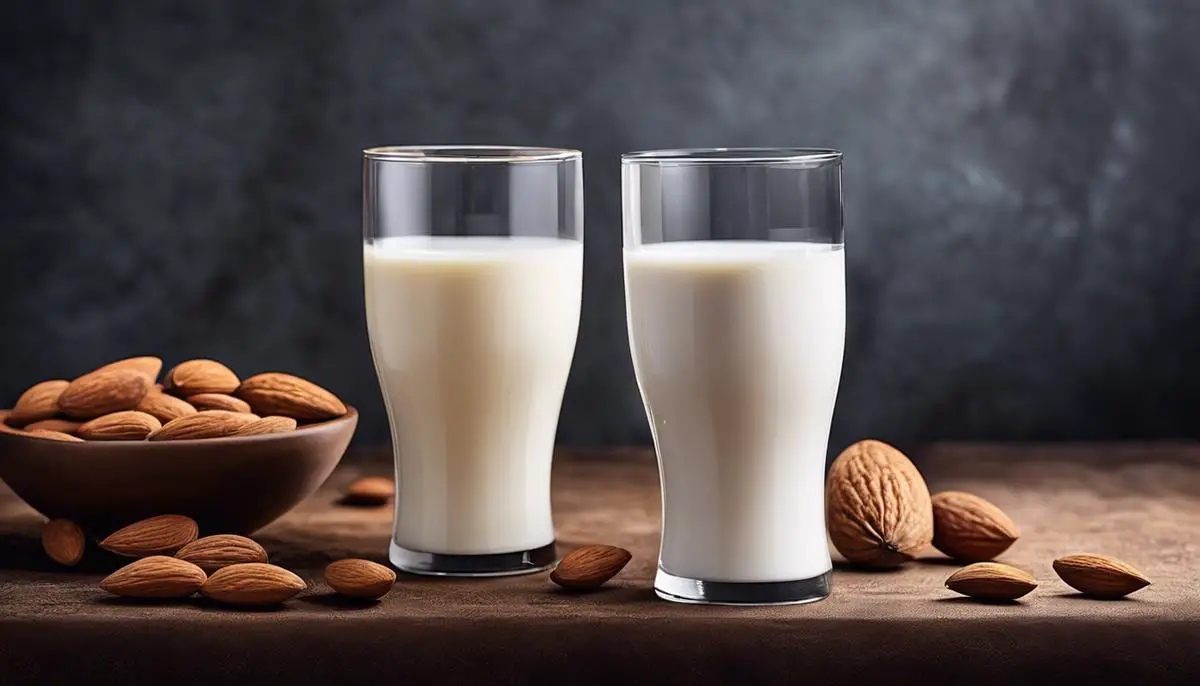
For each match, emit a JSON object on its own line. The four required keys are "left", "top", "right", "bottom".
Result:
{"left": 826, "top": 440, "right": 934, "bottom": 567}
{"left": 931, "top": 491, "right": 1020, "bottom": 562}
{"left": 164, "top": 359, "right": 240, "bottom": 396}
{"left": 946, "top": 562, "right": 1037, "bottom": 600}
{"left": 77, "top": 410, "right": 162, "bottom": 441}
{"left": 342, "top": 476, "right": 394, "bottom": 506}
{"left": 0, "top": 410, "right": 22, "bottom": 434}
{"left": 176, "top": 535, "right": 269, "bottom": 572}
{"left": 201, "top": 563, "right": 306, "bottom": 605}
{"left": 186, "top": 393, "right": 252, "bottom": 413}
{"left": 232, "top": 416, "right": 298, "bottom": 436}
{"left": 237, "top": 373, "right": 347, "bottom": 421}
{"left": 1053, "top": 553, "right": 1151, "bottom": 598}
{"left": 149, "top": 410, "right": 258, "bottom": 441}
{"left": 23, "top": 418, "right": 83, "bottom": 435}
{"left": 100, "top": 515, "right": 199, "bottom": 557}
{"left": 324, "top": 559, "right": 396, "bottom": 600}
{"left": 136, "top": 392, "right": 197, "bottom": 422}
{"left": 550, "top": 544, "right": 632, "bottom": 591}
{"left": 42, "top": 519, "right": 86, "bottom": 566}
{"left": 26, "top": 429, "right": 85, "bottom": 442}
{"left": 93, "top": 356, "right": 163, "bottom": 382}
{"left": 57, "top": 369, "right": 151, "bottom": 419}
{"left": 8, "top": 379, "right": 70, "bottom": 426}
{"left": 101, "top": 556, "right": 207, "bottom": 599}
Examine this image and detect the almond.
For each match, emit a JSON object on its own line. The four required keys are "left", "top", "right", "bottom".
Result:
{"left": 42, "top": 519, "right": 86, "bottom": 566}
{"left": 149, "top": 410, "right": 258, "bottom": 441}
{"left": 201, "top": 563, "right": 306, "bottom": 605}
{"left": 324, "top": 559, "right": 396, "bottom": 600}
{"left": 1053, "top": 553, "right": 1151, "bottom": 598}
{"left": 93, "top": 356, "right": 163, "bottom": 382}
{"left": 232, "top": 415, "right": 298, "bottom": 436}
{"left": 931, "top": 491, "right": 1020, "bottom": 562}
{"left": 342, "top": 476, "right": 394, "bottom": 506}
{"left": 186, "top": 393, "right": 252, "bottom": 413}
{"left": 23, "top": 418, "right": 82, "bottom": 435}
{"left": 164, "top": 359, "right": 240, "bottom": 396}
{"left": 826, "top": 440, "right": 934, "bottom": 567}
{"left": 57, "top": 368, "right": 151, "bottom": 419}
{"left": 100, "top": 514, "right": 199, "bottom": 557}
{"left": 237, "top": 373, "right": 347, "bottom": 421}
{"left": 136, "top": 391, "right": 197, "bottom": 422}
{"left": 550, "top": 544, "right": 632, "bottom": 591}
{"left": 77, "top": 410, "right": 162, "bottom": 441}
{"left": 0, "top": 410, "right": 22, "bottom": 434}
{"left": 101, "top": 556, "right": 207, "bottom": 599}
{"left": 8, "top": 379, "right": 70, "bottom": 426}
{"left": 26, "top": 429, "right": 84, "bottom": 442}
{"left": 176, "top": 535, "right": 269, "bottom": 572}
{"left": 946, "top": 562, "right": 1037, "bottom": 600}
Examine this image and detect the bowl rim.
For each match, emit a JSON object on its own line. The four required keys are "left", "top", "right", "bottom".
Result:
{"left": 0, "top": 406, "right": 358, "bottom": 447}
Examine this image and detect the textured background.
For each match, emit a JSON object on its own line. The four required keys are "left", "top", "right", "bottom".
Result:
{"left": 3, "top": 0, "right": 1200, "bottom": 454}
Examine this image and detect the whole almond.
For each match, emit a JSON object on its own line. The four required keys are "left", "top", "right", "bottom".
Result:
{"left": 58, "top": 369, "right": 151, "bottom": 419}
{"left": 946, "top": 562, "right": 1037, "bottom": 600}
{"left": 164, "top": 359, "right": 240, "bottom": 396}
{"left": 237, "top": 373, "right": 347, "bottom": 421}
{"left": 176, "top": 535, "right": 269, "bottom": 572}
{"left": 150, "top": 410, "right": 258, "bottom": 441}
{"left": 77, "top": 410, "right": 162, "bottom": 441}
{"left": 233, "top": 415, "right": 298, "bottom": 436}
{"left": 342, "top": 476, "right": 394, "bottom": 506}
{"left": 931, "top": 491, "right": 1020, "bottom": 562}
{"left": 137, "top": 391, "right": 197, "bottom": 422}
{"left": 23, "top": 418, "right": 83, "bottom": 435}
{"left": 101, "top": 556, "right": 207, "bottom": 599}
{"left": 826, "top": 440, "right": 934, "bottom": 567}
{"left": 8, "top": 379, "right": 70, "bottom": 426}
{"left": 550, "top": 544, "right": 632, "bottom": 591}
{"left": 26, "top": 429, "right": 85, "bottom": 442}
{"left": 93, "top": 356, "right": 163, "bottom": 383}
{"left": 201, "top": 563, "right": 306, "bottom": 605}
{"left": 187, "top": 393, "right": 252, "bottom": 413}
{"left": 1053, "top": 553, "right": 1151, "bottom": 598}
{"left": 100, "top": 514, "right": 199, "bottom": 557}
{"left": 42, "top": 519, "right": 86, "bottom": 566}
{"left": 325, "top": 559, "right": 396, "bottom": 600}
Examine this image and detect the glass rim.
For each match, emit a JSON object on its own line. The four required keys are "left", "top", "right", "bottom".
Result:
{"left": 363, "top": 145, "right": 581, "bottom": 163}
{"left": 621, "top": 147, "right": 842, "bottom": 166}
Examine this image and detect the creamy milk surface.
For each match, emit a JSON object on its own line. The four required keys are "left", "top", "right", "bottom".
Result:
{"left": 364, "top": 236, "right": 582, "bottom": 555}
{"left": 625, "top": 240, "right": 845, "bottom": 582}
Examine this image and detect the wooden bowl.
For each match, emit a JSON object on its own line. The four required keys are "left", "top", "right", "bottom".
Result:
{"left": 0, "top": 407, "right": 357, "bottom": 536}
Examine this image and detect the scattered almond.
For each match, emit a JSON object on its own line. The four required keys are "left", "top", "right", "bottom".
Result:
{"left": 93, "top": 356, "right": 163, "bottom": 383}
{"left": 342, "top": 476, "right": 394, "bottom": 506}
{"left": 26, "top": 429, "right": 84, "bottom": 442}
{"left": 77, "top": 411, "right": 162, "bottom": 441}
{"left": 42, "top": 519, "right": 86, "bottom": 566}
{"left": 1053, "top": 553, "right": 1150, "bottom": 599}
{"left": 100, "top": 514, "right": 199, "bottom": 557}
{"left": 946, "top": 562, "right": 1037, "bottom": 600}
{"left": 186, "top": 393, "right": 252, "bottom": 413}
{"left": 101, "top": 556, "right": 207, "bottom": 599}
{"left": 136, "top": 391, "right": 197, "bottom": 422}
{"left": 164, "top": 359, "right": 240, "bottom": 396}
{"left": 57, "top": 368, "right": 151, "bottom": 419}
{"left": 201, "top": 563, "right": 306, "bottom": 605}
{"left": 931, "top": 491, "right": 1020, "bottom": 562}
{"left": 826, "top": 440, "right": 933, "bottom": 567}
{"left": 550, "top": 544, "right": 632, "bottom": 591}
{"left": 233, "top": 416, "right": 298, "bottom": 436}
{"left": 149, "top": 411, "right": 258, "bottom": 441}
{"left": 237, "top": 373, "right": 347, "bottom": 421}
{"left": 176, "top": 535, "right": 269, "bottom": 572}
{"left": 325, "top": 559, "right": 396, "bottom": 600}
{"left": 8, "top": 380, "right": 70, "bottom": 426}
{"left": 23, "top": 418, "right": 82, "bottom": 435}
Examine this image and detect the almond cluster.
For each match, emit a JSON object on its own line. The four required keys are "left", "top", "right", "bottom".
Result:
{"left": 1, "top": 356, "right": 346, "bottom": 441}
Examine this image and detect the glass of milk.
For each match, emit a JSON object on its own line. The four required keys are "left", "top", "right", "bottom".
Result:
{"left": 363, "top": 146, "right": 583, "bottom": 576}
{"left": 622, "top": 148, "right": 845, "bottom": 604}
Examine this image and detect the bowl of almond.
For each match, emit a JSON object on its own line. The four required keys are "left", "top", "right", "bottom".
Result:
{"left": 0, "top": 356, "right": 357, "bottom": 535}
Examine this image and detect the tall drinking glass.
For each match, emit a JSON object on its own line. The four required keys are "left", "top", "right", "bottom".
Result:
{"left": 363, "top": 146, "right": 583, "bottom": 576}
{"left": 622, "top": 148, "right": 844, "bottom": 605}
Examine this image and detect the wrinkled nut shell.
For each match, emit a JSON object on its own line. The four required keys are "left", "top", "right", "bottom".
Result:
{"left": 26, "top": 429, "right": 84, "bottom": 442}
{"left": 42, "top": 519, "right": 86, "bottom": 566}
{"left": 237, "top": 373, "right": 347, "bottom": 421}
{"left": 58, "top": 369, "right": 151, "bottom": 419}
{"left": 946, "top": 562, "right": 1038, "bottom": 600}
{"left": 23, "top": 418, "right": 82, "bottom": 435}
{"left": 550, "top": 544, "right": 632, "bottom": 591}
{"left": 201, "top": 563, "right": 306, "bottom": 606}
{"left": 232, "top": 416, "right": 298, "bottom": 436}
{"left": 78, "top": 410, "right": 162, "bottom": 441}
{"left": 931, "top": 491, "right": 1020, "bottom": 562}
{"left": 136, "top": 392, "right": 197, "bottom": 423}
{"left": 826, "top": 440, "right": 934, "bottom": 567}
{"left": 325, "top": 559, "right": 396, "bottom": 600}
{"left": 100, "top": 515, "right": 199, "bottom": 557}
{"left": 150, "top": 410, "right": 258, "bottom": 441}
{"left": 176, "top": 535, "right": 269, "bottom": 572}
{"left": 164, "top": 359, "right": 240, "bottom": 396}
{"left": 9, "top": 380, "right": 70, "bottom": 426}
{"left": 93, "top": 357, "right": 163, "bottom": 382}
{"left": 342, "top": 476, "right": 394, "bottom": 506}
{"left": 186, "top": 393, "right": 252, "bottom": 413}
{"left": 1053, "top": 553, "right": 1151, "bottom": 598}
{"left": 101, "top": 556, "right": 207, "bottom": 599}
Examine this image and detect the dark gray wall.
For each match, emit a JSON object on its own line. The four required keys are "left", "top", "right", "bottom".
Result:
{"left": 4, "top": 0, "right": 1200, "bottom": 451}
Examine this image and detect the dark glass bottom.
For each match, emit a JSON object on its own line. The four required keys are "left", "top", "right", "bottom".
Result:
{"left": 654, "top": 566, "right": 832, "bottom": 606}
{"left": 389, "top": 540, "right": 557, "bottom": 577}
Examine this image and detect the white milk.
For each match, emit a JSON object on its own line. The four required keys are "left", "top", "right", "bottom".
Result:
{"left": 364, "top": 236, "right": 582, "bottom": 555}
{"left": 625, "top": 240, "right": 845, "bottom": 583}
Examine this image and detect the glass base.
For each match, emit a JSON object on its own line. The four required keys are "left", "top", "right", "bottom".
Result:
{"left": 389, "top": 540, "right": 558, "bottom": 577}
{"left": 654, "top": 566, "right": 832, "bottom": 606}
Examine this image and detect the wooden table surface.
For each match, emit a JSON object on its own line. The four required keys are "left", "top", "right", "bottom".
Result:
{"left": 1, "top": 444, "right": 1198, "bottom": 685}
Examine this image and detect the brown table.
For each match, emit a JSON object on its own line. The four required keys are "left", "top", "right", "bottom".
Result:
{"left": 1, "top": 444, "right": 1198, "bottom": 685}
